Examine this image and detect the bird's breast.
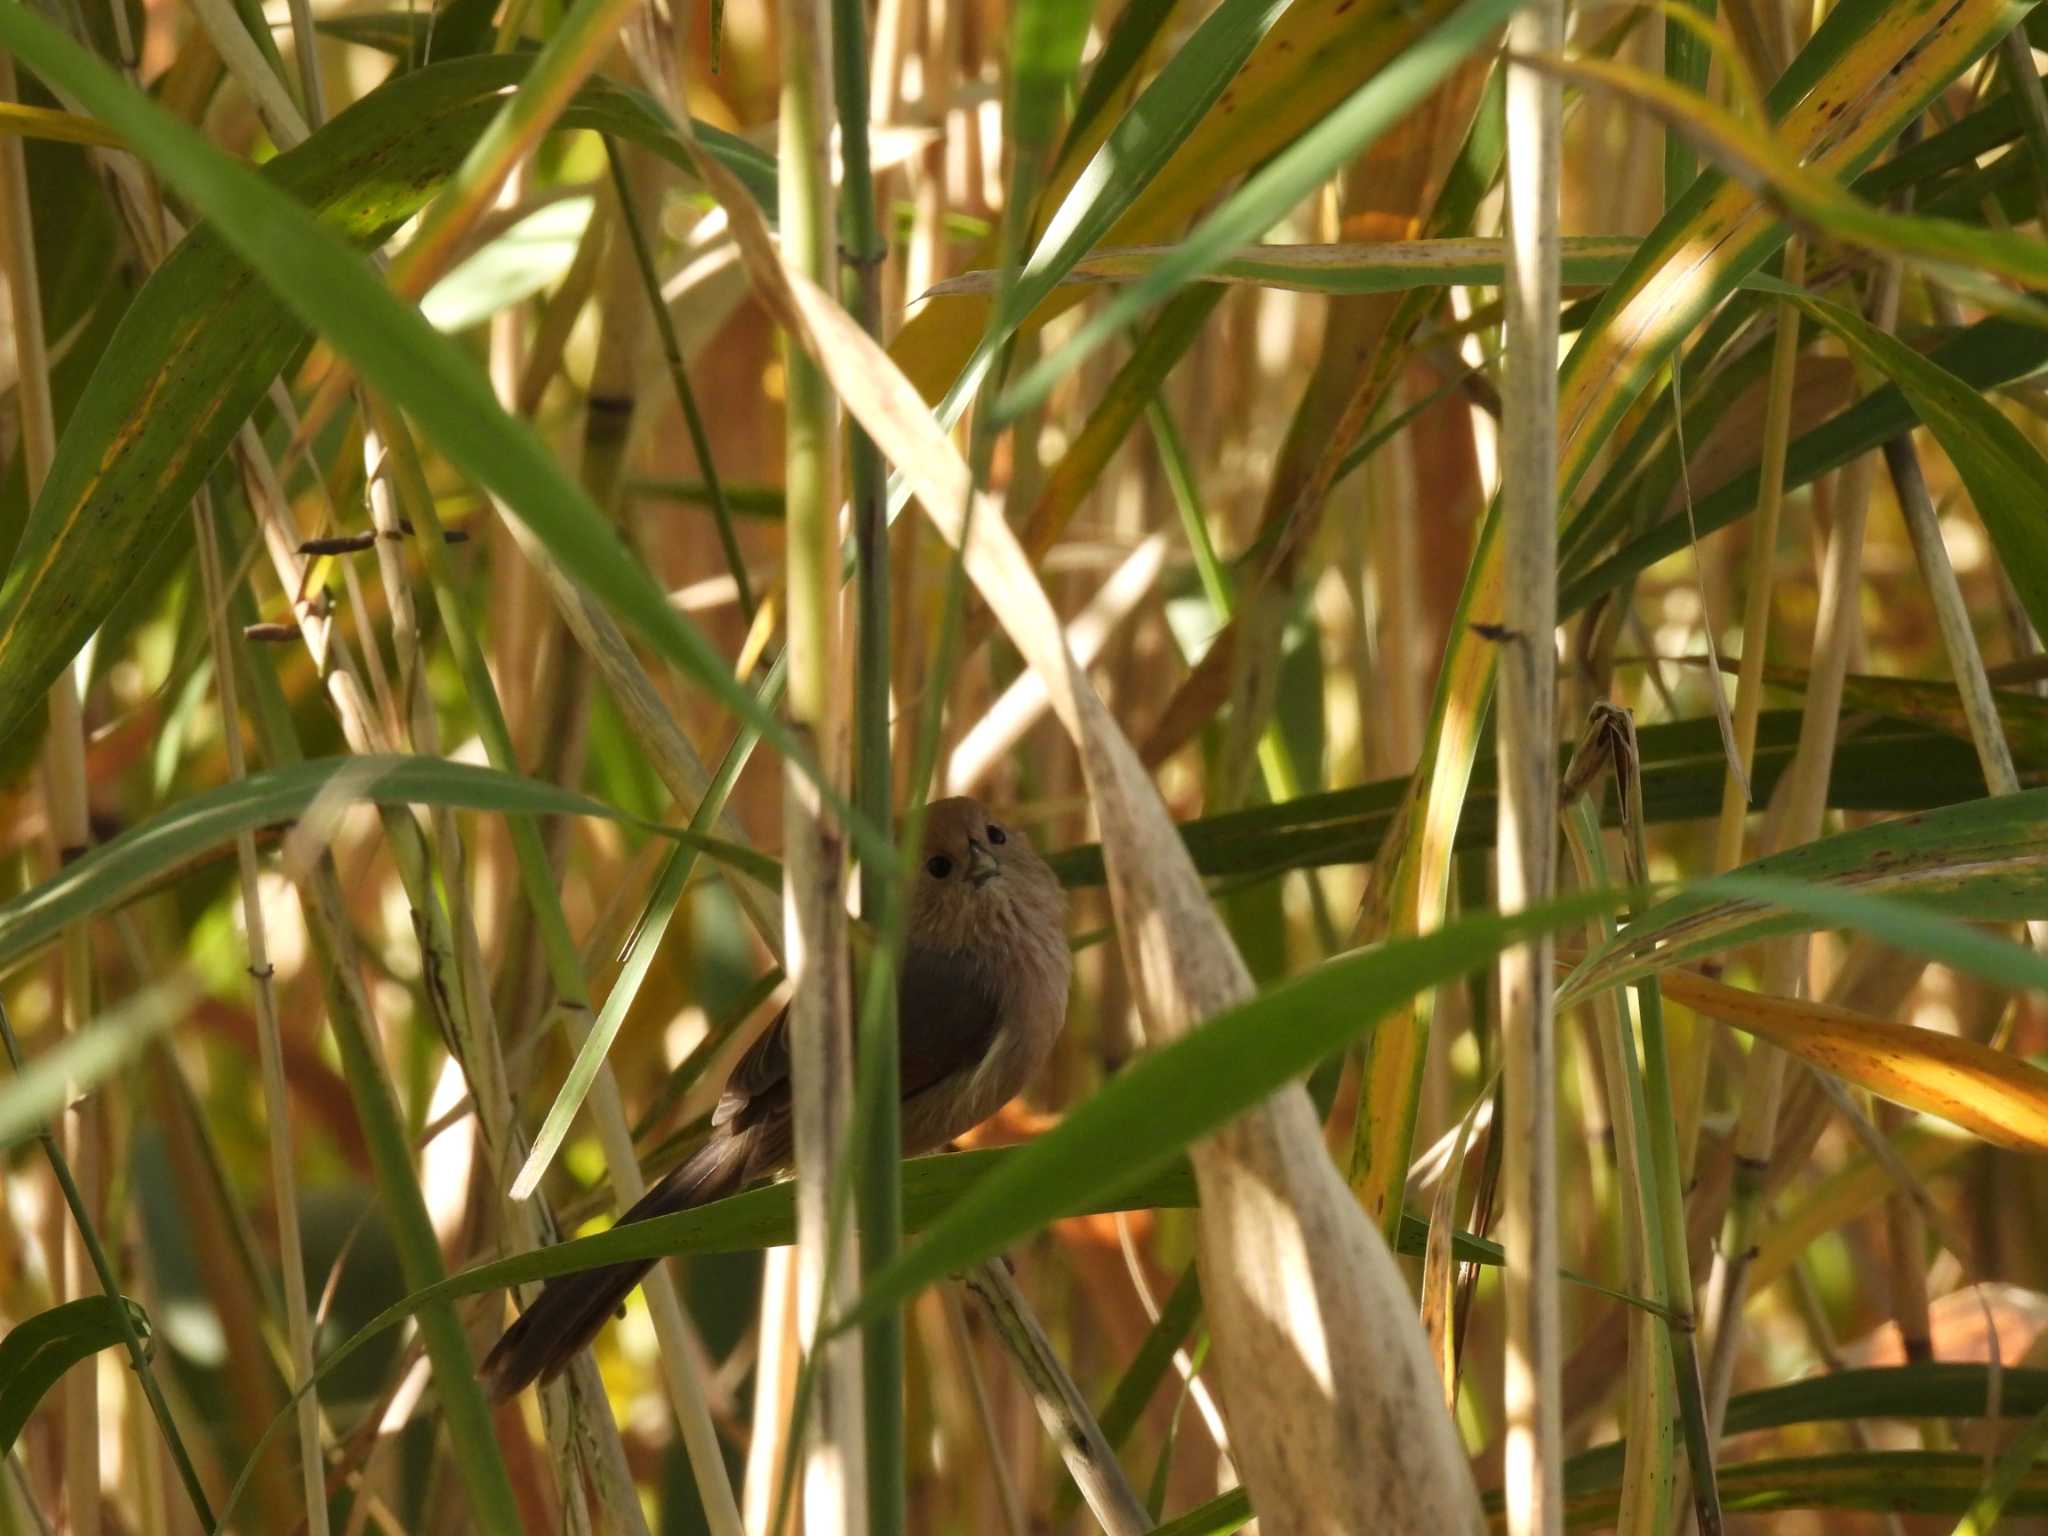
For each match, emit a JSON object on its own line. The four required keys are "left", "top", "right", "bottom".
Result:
{"left": 905, "top": 978, "right": 1063, "bottom": 1153}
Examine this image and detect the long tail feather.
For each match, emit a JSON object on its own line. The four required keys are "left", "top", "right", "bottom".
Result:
{"left": 480, "top": 1125, "right": 763, "bottom": 1401}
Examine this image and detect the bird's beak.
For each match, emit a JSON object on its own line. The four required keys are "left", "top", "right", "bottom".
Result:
{"left": 965, "top": 840, "right": 1001, "bottom": 888}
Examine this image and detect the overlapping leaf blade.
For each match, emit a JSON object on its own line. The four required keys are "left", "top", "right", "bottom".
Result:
{"left": 0, "top": 40, "right": 776, "bottom": 756}
{"left": 0, "top": 1298, "right": 150, "bottom": 1453}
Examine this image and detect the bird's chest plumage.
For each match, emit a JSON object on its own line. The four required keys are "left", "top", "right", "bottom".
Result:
{"left": 900, "top": 938, "right": 1068, "bottom": 1153}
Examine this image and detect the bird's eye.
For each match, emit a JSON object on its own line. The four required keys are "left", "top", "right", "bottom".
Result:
{"left": 925, "top": 854, "right": 954, "bottom": 879}
{"left": 986, "top": 823, "right": 1007, "bottom": 845}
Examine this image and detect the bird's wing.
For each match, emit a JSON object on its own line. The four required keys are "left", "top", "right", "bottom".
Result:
{"left": 895, "top": 944, "right": 1006, "bottom": 1100}
{"left": 712, "top": 946, "right": 1004, "bottom": 1129}
{"left": 713, "top": 1003, "right": 791, "bottom": 1130}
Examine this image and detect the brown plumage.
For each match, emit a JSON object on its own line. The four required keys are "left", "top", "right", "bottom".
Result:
{"left": 479, "top": 795, "right": 1069, "bottom": 1401}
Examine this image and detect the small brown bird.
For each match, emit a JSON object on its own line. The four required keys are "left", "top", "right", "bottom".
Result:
{"left": 480, "top": 795, "right": 1070, "bottom": 1400}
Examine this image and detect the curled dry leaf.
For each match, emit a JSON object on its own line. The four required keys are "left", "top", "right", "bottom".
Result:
{"left": 1655, "top": 966, "right": 2048, "bottom": 1153}
{"left": 1421, "top": 1078, "right": 1494, "bottom": 1409}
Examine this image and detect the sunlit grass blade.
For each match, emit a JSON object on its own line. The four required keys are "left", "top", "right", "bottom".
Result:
{"left": 933, "top": 0, "right": 1295, "bottom": 420}
{"left": 509, "top": 661, "right": 781, "bottom": 1200}
{"left": 0, "top": 984, "right": 190, "bottom": 1149}
{"left": 1044, "top": 710, "right": 2014, "bottom": 888}
{"left": 926, "top": 235, "right": 1646, "bottom": 298}
{"left": 997, "top": 0, "right": 1527, "bottom": 419}
{"left": 1564, "top": 316, "right": 2048, "bottom": 614}
{"left": 0, "top": 755, "right": 776, "bottom": 976}
{"left": 1641, "top": 966, "right": 2048, "bottom": 1151}
{"left": 0, "top": 55, "right": 771, "bottom": 764}
{"left": 295, "top": 0, "right": 656, "bottom": 438}
{"left": 1016, "top": 285, "right": 1224, "bottom": 566}
{"left": 1567, "top": 804, "right": 2048, "bottom": 993}
{"left": 1523, "top": 52, "right": 2048, "bottom": 311}
{"left": 887, "top": 0, "right": 1494, "bottom": 410}
{"left": 389, "top": 0, "right": 646, "bottom": 297}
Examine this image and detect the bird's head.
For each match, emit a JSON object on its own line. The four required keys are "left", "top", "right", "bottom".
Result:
{"left": 905, "top": 795, "right": 1066, "bottom": 957}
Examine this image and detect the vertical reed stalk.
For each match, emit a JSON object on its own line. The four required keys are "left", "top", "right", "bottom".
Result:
{"left": 1562, "top": 798, "right": 1677, "bottom": 1536}
{"left": 190, "top": 492, "right": 331, "bottom": 1536}
{"left": 1705, "top": 254, "right": 1902, "bottom": 1448}
{"left": 474, "top": 181, "right": 730, "bottom": 1529}
{"left": 780, "top": 0, "right": 867, "bottom": 1524}
{"left": 0, "top": 54, "right": 101, "bottom": 1536}
{"left": 233, "top": 401, "right": 531, "bottom": 1533}
{"left": 479, "top": 177, "right": 605, "bottom": 1536}
{"left": 1682, "top": 248, "right": 1807, "bottom": 1310}
{"left": 1710, "top": 245, "right": 1805, "bottom": 876}
{"left": 1499, "top": 3, "right": 1563, "bottom": 1529}
{"left": 1566, "top": 712, "right": 1722, "bottom": 1531}
{"left": 830, "top": 0, "right": 907, "bottom": 1517}
{"left": 232, "top": 661, "right": 523, "bottom": 1529}
{"left": 369, "top": 397, "right": 746, "bottom": 1535}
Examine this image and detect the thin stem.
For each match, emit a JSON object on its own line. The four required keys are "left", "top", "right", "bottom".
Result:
{"left": 1500, "top": 0, "right": 1563, "bottom": 1527}
{"left": 960, "top": 1261, "right": 1150, "bottom": 1536}
{"left": 243, "top": 408, "right": 533, "bottom": 1530}
{"left": 1587, "top": 714, "right": 1724, "bottom": 1533}
{"left": 940, "top": 1289, "right": 1031, "bottom": 1536}
{"left": 184, "top": 0, "right": 310, "bottom": 149}
{"left": 779, "top": 0, "right": 867, "bottom": 1522}
{"left": 190, "top": 492, "right": 331, "bottom": 1536}
{"left": 370, "top": 400, "right": 590, "bottom": 1023}
{"left": 1705, "top": 251, "right": 1902, "bottom": 1455}
{"left": 828, "top": 0, "right": 905, "bottom": 1516}
{"left": 1997, "top": 28, "right": 2048, "bottom": 229}
{"left": 1563, "top": 802, "right": 1677, "bottom": 1536}
{"left": 602, "top": 137, "right": 752, "bottom": 624}
{"left": 1883, "top": 431, "right": 2048, "bottom": 952}
{"left": 489, "top": 506, "right": 784, "bottom": 948}
{"left": 480, "top": 221, "right": 650, "bottom": 1536}
{"left": 1711, "top": 244, "right": 1805, "bottom": 874}
{"left": 0, "top": 52, "right": 104, "bottom": 1536}
{"left": 283, "top": 0, "right": 327, "bottom": 127}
